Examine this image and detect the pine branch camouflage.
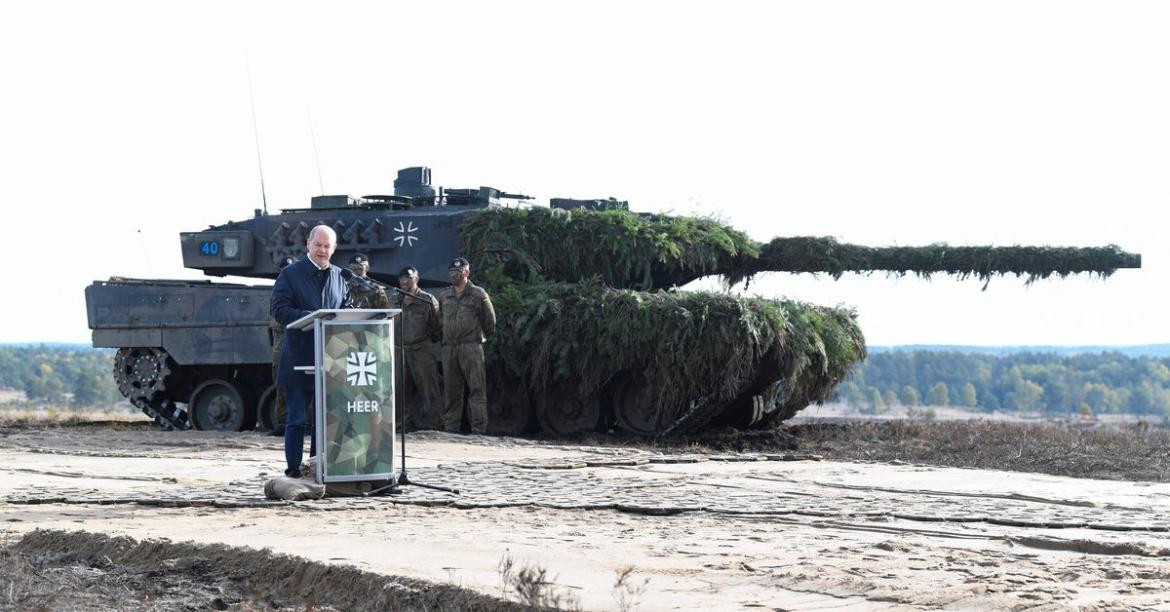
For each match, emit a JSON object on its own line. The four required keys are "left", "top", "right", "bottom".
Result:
{"left": 457, "top": 207, "right": 1136, "bottom": 432}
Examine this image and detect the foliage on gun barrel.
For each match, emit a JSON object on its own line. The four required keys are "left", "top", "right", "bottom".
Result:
{"left": 461, "top": 208, "right": 1140, "bottom": 290}
{"left": 726, "top": 237, "right": 1142, "bottom": 287}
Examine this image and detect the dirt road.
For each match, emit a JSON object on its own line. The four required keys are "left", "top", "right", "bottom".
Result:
{"left": 1, "top": 426, "right": 1168, "bottom": 610}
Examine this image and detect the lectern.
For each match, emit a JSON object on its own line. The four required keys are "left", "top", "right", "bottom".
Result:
{"left": 289, "top": 308, "right": 401, "bottom": 485}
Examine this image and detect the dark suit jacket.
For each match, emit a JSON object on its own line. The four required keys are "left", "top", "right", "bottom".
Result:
{"left": 271, "top": 257, "right": 353, "bottom": 389}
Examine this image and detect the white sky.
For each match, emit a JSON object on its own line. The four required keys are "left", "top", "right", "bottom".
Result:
{"left": 0, "top": 1, "right": 1165, "bottom": 346}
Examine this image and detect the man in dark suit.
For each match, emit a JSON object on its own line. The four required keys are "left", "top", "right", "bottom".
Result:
{"left": 267, "top": 255, "right": 297, "bottom": 437}
{"left": 271, "top": 225, "right": 353, "bottom": 478}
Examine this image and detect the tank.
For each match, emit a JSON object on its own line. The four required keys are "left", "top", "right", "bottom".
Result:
{"left": 86, "top": 166, "right": 1141, "bottom": 435}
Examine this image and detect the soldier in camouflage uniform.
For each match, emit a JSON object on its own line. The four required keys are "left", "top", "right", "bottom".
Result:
{"left": 389, "top": 266, "right": 443, "bottom": 431}
{"left": 268, "top": 256, "right": 296, "bottom": 436}
{"left": 438, "top": 257, "right": 496, "bottom": 434}
{"left": 347, "top": 254, "right": 390, "bottom": 309}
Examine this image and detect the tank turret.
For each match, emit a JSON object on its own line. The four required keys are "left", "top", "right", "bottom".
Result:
{"left": 87, "top": 167, "right": 1140, "bottom": 435}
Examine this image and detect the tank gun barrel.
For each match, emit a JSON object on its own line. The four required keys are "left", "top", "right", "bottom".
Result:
{"left": 723, "top": 237, "right": 1142, "bottom": 287}
{"left": 496, "top": 191, "right": 534, "bottom": 200}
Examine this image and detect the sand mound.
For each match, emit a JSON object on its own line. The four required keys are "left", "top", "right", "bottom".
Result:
{"left": 11, "top": 529, "right": 522, "bottom": 611}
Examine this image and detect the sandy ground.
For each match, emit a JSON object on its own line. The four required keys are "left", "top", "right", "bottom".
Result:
{"left": 1, "top": 426, "right": 1169, "bottom": 610}
{"left": 794, "top": 402, "right": 1160, "bottom": 425}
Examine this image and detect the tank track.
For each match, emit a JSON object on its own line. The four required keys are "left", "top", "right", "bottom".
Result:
{"left": 656, "top": 395, "right": 718, "bottom": 437}
{"left": 113, "top": 348, "right": 190, "bottom": 431}
{"left": 130, "top": 396, "right": 191, "bottom": 431}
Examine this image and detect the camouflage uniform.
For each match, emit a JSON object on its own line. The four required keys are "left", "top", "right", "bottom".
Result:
{"left": 437, "top": 281, "right": 496, "bottom": 433}
{"left": 348, "top": 279, "right": 391, "bottom": 309}
{"left": 268, "top": 256, "right": 295, "bottom": 435}
{"left": 388, "top": 288, "right": 443, "bottom": 430}
{"left": 269, "top": 316, "right": 286, "bottom": 434}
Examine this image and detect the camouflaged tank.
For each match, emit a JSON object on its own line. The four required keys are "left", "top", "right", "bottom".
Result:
{"left": 86, "top": 167, "right": 1141, "bottom": 435}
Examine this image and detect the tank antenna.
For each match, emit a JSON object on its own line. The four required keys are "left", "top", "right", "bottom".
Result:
{"left": 245, "top": 56, "right": 268, "bottom": 215}
{"left": 308, "top": 110, "right": 325, "bottom": 195}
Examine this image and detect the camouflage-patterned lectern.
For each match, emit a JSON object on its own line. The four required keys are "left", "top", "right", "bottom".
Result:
{"left": 288, "top": 308, "right": 401, "bottom": 485}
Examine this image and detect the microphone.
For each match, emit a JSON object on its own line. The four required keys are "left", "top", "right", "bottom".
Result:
{"left": 340, "top": 267, "right": 383, "bottom": 293}
{"left": 341, "top": 267, "right": 428, "bottom": 305}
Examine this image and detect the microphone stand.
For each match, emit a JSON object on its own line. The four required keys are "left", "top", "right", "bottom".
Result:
{"left": 361, "top": 279, "right": 459, "bottom": 497}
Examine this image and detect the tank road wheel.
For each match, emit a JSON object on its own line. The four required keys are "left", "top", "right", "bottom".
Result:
{"left": 257, "top": 384, "right": 286, "bottom": 433}
{"left": 113, "top": 347, "right": 172, "bottom": 401}
{"left": 189, "top": 379, "right": 254, "bottom": 432}
{"left": 536, "top": 390, "right": 601, "bottom": 437}
{"left": 487, "top": 388, "right": 532, "bottom": 436}
{"left": 612, "top": 372, "right": 671, "bottom": 436}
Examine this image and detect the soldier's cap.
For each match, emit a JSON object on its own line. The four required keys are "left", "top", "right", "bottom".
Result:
{"left": 398, "top": 266, "right": 418, "bottom": 278}
{"left": 448, "top": 257, "right": 470, "bottom": 270}
{"left": 349, "top": 254, "right": 369, "bottom": 265}
{"left": 277, "top": 256, "right": 295, "bottom": 270}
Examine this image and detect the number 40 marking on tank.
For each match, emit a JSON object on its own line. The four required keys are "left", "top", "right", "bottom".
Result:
{"left": 393, "top": 221, "right": 419, "bottom": 247}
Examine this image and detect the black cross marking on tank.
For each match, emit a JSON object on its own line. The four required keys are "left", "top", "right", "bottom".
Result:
{"left": 393, "top": 221, "right": 419, "bottom": 247}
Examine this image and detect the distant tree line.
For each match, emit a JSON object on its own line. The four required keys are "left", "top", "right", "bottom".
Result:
{"left": 0, "top": 346, "right": 121, "bottom": 405}
{"left": 837, "top": 351, "right": 1170, "bottom": 418}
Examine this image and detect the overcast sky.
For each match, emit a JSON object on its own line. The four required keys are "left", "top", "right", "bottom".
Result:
{"left": 0, "top": 1, "right": 1165, "bottom": 346}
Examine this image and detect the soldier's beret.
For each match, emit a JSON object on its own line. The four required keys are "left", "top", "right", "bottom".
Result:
{"left": 350, "top": 254, "right": 369, "bottom": 265}
{"left": 277, "top": 256, "right": 295, "bottom": 270}
{"left": 399, "top": 266, "right": 419, "bottom": 278}
{"left": 448, "top": 257, "right": 470, "bottom": 270}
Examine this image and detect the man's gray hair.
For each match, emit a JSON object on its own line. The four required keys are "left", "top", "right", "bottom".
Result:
{"left": 306, "top": 224, "right": 337, "bottom": 245}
